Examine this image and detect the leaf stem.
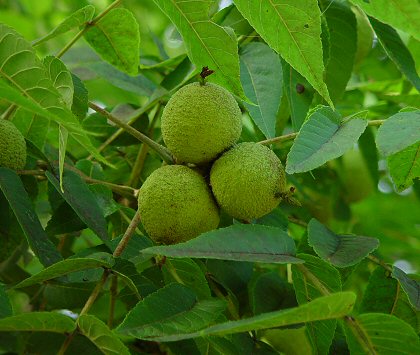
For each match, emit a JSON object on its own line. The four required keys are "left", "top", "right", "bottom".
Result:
{"left": 89, "top": 101, "right": 174, "bottom": 164}
{"left": 0, "top": 104, "right": 17, "bottom": 120}
{"left": 367, "top": 254, "right": 393, "bottom": 272}
{"left": 55, "top": 0, "right": 122, "bottom": 58}
{"left": 128, "top": 104, "right": 162, "bottom": 187}
{"left": 113, "top": 209, "right": 141, "bottom": 257}
{"left": 368, "top": 119, "right": 385, "bottom": 126}
{"left": 259, "top": 132, "right": 298, "bottom": 146}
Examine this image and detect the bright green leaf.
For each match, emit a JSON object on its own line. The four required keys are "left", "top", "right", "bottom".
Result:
{"left": 153, "top": 0, "right": 246, "bottom": 100}
{"left": 0, "top": 312, "right": 76, "bottom": 333}
{"left": 32, "top": 5, "right": 95, "bottom": 46}
{"left": 350, "top": 0, "right": 420, "bottom": 42}
{"left": 234, "top": 0, "right": 332, "bottom": 106}
{"left": 387, "top": 142, "right": 420, "bottom": 191}
{"left": 84, "top": 8, "right": 140, "bottom": 75}
{"left": 141, "top": 224, "right": 303, "bottom": 264}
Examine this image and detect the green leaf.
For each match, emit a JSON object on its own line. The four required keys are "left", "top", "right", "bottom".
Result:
{"left": 292, "top": 254, "right": 341, "bottom": 355}
{"left": 111, "top": 259, "right": 142, "bottom": 300}
{"left": 46, "top": 169, "right": 109, "bottom": 242}
{"left": 350, "top": 0, "right": 420, "bottom": 42}
{"left": 141, "top": 224, "right": 303, "bottom": 264}
{"left": 282, "top": 61, "right": 315, "bottom": 131}
{"left": 116, "top": 283, "right": 227, "bottom": 341}
{"left": 43, "top": 282, "right": 95, "bottom": 310}
{"left": 0, "top": 284, "right": 12, "bottom": 319}
{"left": 376, "top": 110, "right": 420, "bottom": 156}
{"left": 323, "top": 2, "right": 357, "bottom": 103}
{"left": 84, "top": 8, "right": 140, "bottom": 75}
{"left": 392, "top": 267, "right": 420, "bottom": 311}
{"left": 307, "top": 219, "right": 379, "bottom": 267}
{"left": 78, "top": 315, "right": 130, "bottom": 355}
{"left": 162, "top": 258, "right": 211, "bottom": 300}
{"left": 0, "top": 312, "right": 75, "bottom": 333}
{"left": 71, "top": 73, "right": 88, "bottom": 120}
{"left": 120, "top": 291, "right": 355, "bottom": 341}
{"left": 43, "top": 56, "right": 74, "bottom": 109}
{"left": 286, "top": 107, "right": 368, "bottom": 174}
{"left": 13, "top": 254, "right": 114, "bottom": 289}
{"left": 344, "top": 313, "right": 420, "bottom": 355}
{"left": 0, "top": 168, "right": 62, "bottom": 267}
{"left": 152, "top": 0, "right": 246, "bottom": 100}
{"left": 32, "top": 5, "right": 95, "bottom": 46}
{"left": 370, "top": 17, "right": 420, "bottom": 92}
{"left": 234, "top": 0, "right": 332, "bottom": 106}
{"left": 249, "top": 272, "right": 291, "bottom": 315}
{"left": 240, "top": 42, "right": 282, "bottom": 139}
{"left": 387, "top": 142, "right": 420, "bottom": 191}
{"left": 360, "top": 267, "right": 419, "bottom": 330}
{"left": 0, "top": 23, "right": 110, "bottom": 166}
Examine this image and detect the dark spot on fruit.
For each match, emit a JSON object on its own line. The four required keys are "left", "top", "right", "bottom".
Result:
{"left": 296, "top": 83, "right": 305, "bottom": 94}
{"left": 304, "top": 24, "right": 309, "bottom": 29}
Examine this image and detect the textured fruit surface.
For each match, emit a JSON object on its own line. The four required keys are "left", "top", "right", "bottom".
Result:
{"left": 161, "top": 82, "right": 242, "bottom": 164}
{"left": 0, "top": 119, "right": 26, "bottom": 170}
{"left": 210, "top": 142, "right": 286, "bottom": 220}
{"left": 138, "top": 165, "right": 220, "bottom": 244}
{"left": 341, "top": 149, "right": 374, "bottom": 203}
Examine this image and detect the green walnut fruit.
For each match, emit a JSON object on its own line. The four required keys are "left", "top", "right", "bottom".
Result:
{"left": 341, "top": 149, "right": 374, "bottom": 203}
{"left": 161, "top": 82, "right": 242, "bottom": 164}
{"left": 0, "top": 119, "right": 26, "bottom": 170}
{"left": 138, "top": 165, "right": 220, "bottom": 244}
{"left": 210, "top": 142, "right": 286, "bottom": 220}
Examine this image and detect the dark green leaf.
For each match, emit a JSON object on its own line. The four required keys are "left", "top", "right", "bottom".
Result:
{"left": 292, "top": 254, "right": 341, "bottom": 355}
{"left": 307, "top": 219, "right": 379, "bottom": 267}
{"left": 116, "top": 283, "right": 227, "bottom": 341}
{"left": 370, "top": 17, "right": 420, "bottom": 92}
{"left": 119, "top": 291, "right": 355, "bottom": 341}
{"left": 376, "top": 110, "right": 420, "bottom": 156}
{"left": 71, "top": 73, "right": 88, "bottom": 120}
{"left": 13, "top": 254, "right": 114, "bottom": 289}
{"left": 0, "top": 168, "right": 62, "bottom": 267}
{"left": 323, "top": 2, "right": 357, "bottom": 103}
{"left": 78, "top": 315, "right": 131, "bottom": 355}
{"left": 84, "top": 8, "right": 140, "bottom": 75}
{"left": 142, "top": 224, "right": 303, "bottom": 264}
{"left": 392, "top": 267, "right": 420, "bottom": 311}
{"left": 162, "top": 258, "right": 211, "bottom": 300}
{"left": 43, "top": 282, "right": 94, "bottom": 310}
{"left": 0, "top": 312, "right": 75, "bottom": 333}
{"left": 240, "top": 42, "right": 282, "bottom": 139}
{"left": 282, "top": 61, "right": 314, "bottom": 131}
{"left": 0, "top": 284, "right": 12, "bottom": 319}
{"left": 286, "top": 107, "right": 368, "bottom": 174}
{"left": 46, "top": 169, "right": 109, "bottom": 241}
